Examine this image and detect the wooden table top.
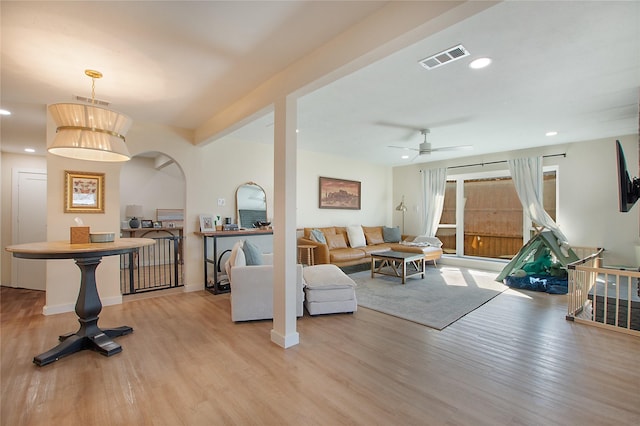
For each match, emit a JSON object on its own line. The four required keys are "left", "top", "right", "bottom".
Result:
{"left": 370, "top": 250, "right": 425, "bottom": 261}
{"left": 5, "top": 238, "right": 155, "bottom": 259}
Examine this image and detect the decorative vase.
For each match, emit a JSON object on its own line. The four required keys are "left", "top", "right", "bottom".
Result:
{"left": 129, "top": 217, "right": 140, "bottom": 229}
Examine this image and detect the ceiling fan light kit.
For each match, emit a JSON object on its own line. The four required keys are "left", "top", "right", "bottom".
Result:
{"left": 418, "top": 129, "right": 433, "bottom": 154}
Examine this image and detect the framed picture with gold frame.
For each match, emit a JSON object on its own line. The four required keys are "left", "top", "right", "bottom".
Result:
{"left": 64, "top": 170, "right": 105, "bottom": 213}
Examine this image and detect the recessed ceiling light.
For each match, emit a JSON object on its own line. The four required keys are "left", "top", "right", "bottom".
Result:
{"left": 545, "top": 131, "right": 558, "bottom": 137}
{"left": 401, "top": 155, "right": 409, "bottom": 159}
{"left": 469, "top": 57, "right": 492, "bottom": 69}
{"left": 24, "top": 148, "right": 35, "bottom": 153}
{"left": 0, "top": 109, "right": 11, "bottom": 116}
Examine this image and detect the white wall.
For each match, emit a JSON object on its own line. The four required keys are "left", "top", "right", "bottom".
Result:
{"left": 120, "top": 156, "right": 185, "bottom": 224}
{"left": 558, "top": 135, "right": 638, "bottom": 265}
{"left": 188, "top": 137, "right": 392, "bottom": 229}
{"left": 296, "top": 149, "right": 392, "bottom": 228}
{"left": 393, "top": 133, "right": 640, "bottom": 267}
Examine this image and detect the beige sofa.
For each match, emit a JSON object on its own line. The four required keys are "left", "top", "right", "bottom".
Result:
{"left": 298, "top": 226, "right": 442, "bottom": 268}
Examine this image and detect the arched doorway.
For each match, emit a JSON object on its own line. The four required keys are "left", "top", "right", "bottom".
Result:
{"left": 119, "top": 152, "right": 186, "bottom": 295}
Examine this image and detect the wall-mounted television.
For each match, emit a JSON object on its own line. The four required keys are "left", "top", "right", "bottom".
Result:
{"left": 616, "top": 140, "right": 640, "bottom": 212}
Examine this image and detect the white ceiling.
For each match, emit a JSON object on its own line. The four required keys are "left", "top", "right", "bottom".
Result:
{"left": 2, "top": 1, "right": 639, "bottom": 166}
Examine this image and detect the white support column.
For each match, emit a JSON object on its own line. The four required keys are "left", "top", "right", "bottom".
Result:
{"left": 271, "top": 95, "right": 299, "bottom": 348}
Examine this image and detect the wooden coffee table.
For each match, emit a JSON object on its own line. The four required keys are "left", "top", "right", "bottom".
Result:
{"left": 370, "top": 250, "right": 426, "bottom": 284}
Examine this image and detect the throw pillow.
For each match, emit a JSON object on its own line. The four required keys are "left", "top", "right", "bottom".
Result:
{"left": 234, "top": 245, "right": 247, "bottom": 266}
{"left": 326, "top": 233, "right": 348, "bottom": 249}
{"left": 228, "top": 241, "right": 244, "bottom": 265}
{"left": 242, "top": 240, "right": 263, "bottom": 265}
{"left": 310, "top": 229, "right": 326, "bottom": 244}
{"left": 225, "top": 241, "right": 246, "bottom": 278}
{"left": 383, "top": 226, "right": 401, "bottom": 243}
{"left": 321, "top": 227, "right": 337, "bottom": 235}
{"left": 364, "top": 228, "right": 385, "bottom": 245}
{"left": 346, "top": 225, "right": 366, "bottom": 248}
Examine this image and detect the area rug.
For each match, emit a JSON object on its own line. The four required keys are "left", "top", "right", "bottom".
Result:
{"left": 351, "top": 266, "right": 507, "bottom": 330}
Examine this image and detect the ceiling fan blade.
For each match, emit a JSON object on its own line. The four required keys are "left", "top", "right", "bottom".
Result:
{"left": 430, "top": 145, "right": 473, "bottom": 152}
{"left": 375, "top": 117, "right": 473, "bottom": 132}
{"left": 388, "top": 145, "right": 418, "bottom": 151}
{"left": 375, "top": 121, "right": 425, "bottom": 132}
{"left": 375, "top": 121, "right": 425, "bottom": 141}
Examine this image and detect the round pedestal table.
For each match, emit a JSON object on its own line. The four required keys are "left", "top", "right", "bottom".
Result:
{"left": 6, "top": 238, "right": 155, "bottom": 366}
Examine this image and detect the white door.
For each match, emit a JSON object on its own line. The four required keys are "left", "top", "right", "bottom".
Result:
{"left": 12, "top": 169, "right": 47, "bottom": 290}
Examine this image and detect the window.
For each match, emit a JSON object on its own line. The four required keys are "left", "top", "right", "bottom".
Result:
{"left": 436, "top": 168, "right": 557, "bottom": 260}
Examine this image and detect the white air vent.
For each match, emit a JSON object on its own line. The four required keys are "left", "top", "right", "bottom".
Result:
{"left": 418, "top": 44, "right": 469, "bottom": 70}
{"left": 74, "top": 95, "right": 110, "bottom": 106}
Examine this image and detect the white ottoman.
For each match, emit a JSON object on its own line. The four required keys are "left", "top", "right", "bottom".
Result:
{"left": 303, "top": 264, "right": 357, "bottom": 315}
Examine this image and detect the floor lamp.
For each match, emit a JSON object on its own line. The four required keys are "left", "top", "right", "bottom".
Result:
{"left": 395, "top": 195, "right": 407, "bottom": 234}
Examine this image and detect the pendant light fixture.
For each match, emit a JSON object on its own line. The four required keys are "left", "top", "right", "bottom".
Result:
{"left": 48, "top": 70, "right": 133, "bottom": 162}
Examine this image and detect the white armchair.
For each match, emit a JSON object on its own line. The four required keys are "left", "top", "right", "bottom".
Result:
{"left": 229, "top": 253, "right": 305, "bottom": 322}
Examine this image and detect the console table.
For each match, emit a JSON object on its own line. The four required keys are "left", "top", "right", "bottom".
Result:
{"left": 195, "top": 229, "right": 273, "bottom": 294}
{"left": 5, "top": 238, "right": 155, "bottom": 366}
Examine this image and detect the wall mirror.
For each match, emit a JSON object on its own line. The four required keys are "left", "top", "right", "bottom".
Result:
{"left": 236, "top": 182, "right": 267, "bottom": 228}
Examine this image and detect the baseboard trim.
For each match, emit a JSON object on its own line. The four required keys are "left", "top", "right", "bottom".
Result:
{"left": 270, "top": 329, "right": 300, "bottom": 348}
{"left": 183, "top": 283, "right": 201, "bottom": 293}
{"left": 42, "top": 303, "right": 74, "bottom": 316}
{"left": 440, "top": 256, "right": 506, "bottom": 272}
{"left": 43, "top": 294, "right": 122, "bottom": 316}
{"left": 102, "top": 295, "right": 123, "bottom": 307}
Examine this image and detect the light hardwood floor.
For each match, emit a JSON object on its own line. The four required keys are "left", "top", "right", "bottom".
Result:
{"left": 1, "top": 284, "right": 639, "bottom": 425}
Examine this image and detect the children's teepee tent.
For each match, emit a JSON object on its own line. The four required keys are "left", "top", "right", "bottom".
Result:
{"left": 498, "top": 157, "right": 580, "bottom": 292}
{"left": 496, "top": 231, "right": 580, "bottom": 287}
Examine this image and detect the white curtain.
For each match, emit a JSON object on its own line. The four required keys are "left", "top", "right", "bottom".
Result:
{"left": 420, "top": 167, "right": 447, "bottom": 237}
{"left": 508, "top": 157, "right": 569, "bottom": 250}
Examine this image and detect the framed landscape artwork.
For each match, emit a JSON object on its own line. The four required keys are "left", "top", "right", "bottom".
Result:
{"left": 319, "top": 177, "right": 361, "bottom": 210}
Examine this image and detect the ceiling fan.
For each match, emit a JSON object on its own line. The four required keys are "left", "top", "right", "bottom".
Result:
{"left": 388, "top": 129, "right": 472, "bottom": 158}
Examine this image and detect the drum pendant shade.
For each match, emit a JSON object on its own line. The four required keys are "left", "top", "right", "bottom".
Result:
{"left": 48, "top": 103, "right": 133, "bottom": 162}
